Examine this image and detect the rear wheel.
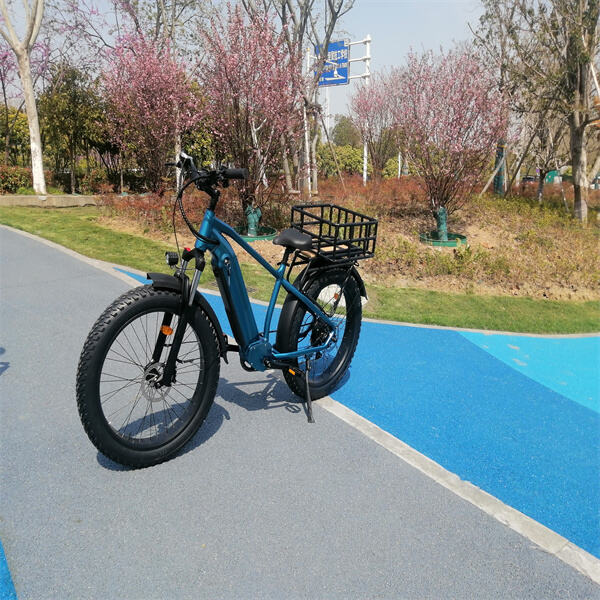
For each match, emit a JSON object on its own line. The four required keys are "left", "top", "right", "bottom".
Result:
{"left": 76, "top": 286, "right": 220, "bottom": 468}
{"left": 277, "top": 269, "right": 362, "bottom": 400}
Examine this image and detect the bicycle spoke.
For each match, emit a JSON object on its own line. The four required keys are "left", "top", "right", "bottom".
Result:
{"left": 101, "top": 379, "right": 141, "bottom": 404}
{"left": 113, "top": 338, "right": 143, "bottom": 368}
{"left": 97, "top": 304, "right": 207, "bottom": 446}
{"left": 101, "top": 372, "right": 141, "bottom": 383}
{"left": 117, "top": 387, "right": 144, "bottom": 432}
{"left": 121, "top": 328, "right": 143, "bottom": 367}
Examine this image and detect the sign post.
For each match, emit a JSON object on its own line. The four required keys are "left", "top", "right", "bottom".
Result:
{"left": 315, "top": 39, "right": 350, "bottom": 137}
{"left": 348, "top": 35, "right": 372, "bottom": 185}
{"left": 309, "top": 35, "right": 372, "bottom": 186}
{"left": 315, "top": 39, "right": 350, "bottom": 87}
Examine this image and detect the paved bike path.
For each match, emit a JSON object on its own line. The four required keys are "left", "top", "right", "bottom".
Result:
{"left": 120, "top": 267, "right": 600, "bottom": 560}
{"left": 1, "top": 226, "right": 599, "bottom": 598}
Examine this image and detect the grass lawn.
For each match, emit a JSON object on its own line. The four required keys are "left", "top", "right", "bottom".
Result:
{"left": 1, "top": 205, "right": 598, "bottom": 334}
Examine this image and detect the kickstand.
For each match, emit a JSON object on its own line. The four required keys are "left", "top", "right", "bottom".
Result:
{"left": 304, "top": 357, "right": 315, "bottom": 423}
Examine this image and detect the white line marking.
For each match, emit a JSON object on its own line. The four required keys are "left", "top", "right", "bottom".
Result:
{"left": 4, "top": 223, "right": 600, "bottom": 583}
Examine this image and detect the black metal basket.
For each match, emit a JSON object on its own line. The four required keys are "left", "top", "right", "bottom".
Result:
{"left": 291, "top": 203, "right": 378, "bottom": 263}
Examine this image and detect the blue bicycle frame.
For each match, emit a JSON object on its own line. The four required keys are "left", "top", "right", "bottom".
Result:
{"left": 192, "top": 208, "right": 337, "bottom": 372}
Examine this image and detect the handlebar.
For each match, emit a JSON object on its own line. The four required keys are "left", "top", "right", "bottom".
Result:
{"left": 222, "top": 167, "right": 248, "bottom": 180}
{"left": 172, "top": 152, "right": 248, "bottom": 185}
{"left": 170, "top": 151, "right": 249, "bottom": 220}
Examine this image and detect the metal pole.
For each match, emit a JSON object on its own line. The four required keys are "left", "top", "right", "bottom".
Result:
{"left": 325, "top": 86, "right": 330, "bottom": 137}
{"left": 362, "top": 34, "right": 371, "bottom": 186}
{"left": 304, "top": 47, "right": 312, "bottom": 196}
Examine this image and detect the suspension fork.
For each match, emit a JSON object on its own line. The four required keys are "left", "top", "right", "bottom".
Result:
{"left": 155, "top": 251, "right": 206, "bottom": 387}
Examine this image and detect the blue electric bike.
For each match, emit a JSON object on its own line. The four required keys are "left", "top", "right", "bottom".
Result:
{"left": 76, "top": 153, "right": 377, "bottom": 467}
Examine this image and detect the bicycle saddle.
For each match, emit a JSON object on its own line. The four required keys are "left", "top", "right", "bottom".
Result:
{"left": 273, "top": 228, "right": 313, "bottom": 251}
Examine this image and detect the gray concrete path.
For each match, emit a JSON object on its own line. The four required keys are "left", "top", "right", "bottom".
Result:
{"left": 1, "top": 226, "right": 598, "bottom": 599}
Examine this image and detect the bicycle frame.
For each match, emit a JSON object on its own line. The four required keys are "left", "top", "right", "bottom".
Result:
{"left": 192, "top": 208, "right": 337, "bottom": 371}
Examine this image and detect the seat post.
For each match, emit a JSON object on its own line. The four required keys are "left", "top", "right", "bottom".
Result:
{"left": 278, "top": 247, "right": 292, "bottom": 267}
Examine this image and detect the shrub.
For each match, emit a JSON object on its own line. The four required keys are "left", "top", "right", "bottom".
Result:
{"left": 317, "top": 144, "right": 370, "bottom": 178}
{"left": 80, "top": 168, "right": 109, "bottom": 194}
{"left": 0, "top": 166, "right": 32, "bottom": 193}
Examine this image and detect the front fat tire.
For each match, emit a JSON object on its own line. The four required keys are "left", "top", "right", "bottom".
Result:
{"left": 76, "top": 286, "right": 220, "bottom": 468}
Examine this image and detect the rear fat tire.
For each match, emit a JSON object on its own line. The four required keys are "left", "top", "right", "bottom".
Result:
{"left": 277, "top": 269, "right": 362, "bottom": 400}
{"left": 76, "top": 286, "right": 220, "bottom": 468}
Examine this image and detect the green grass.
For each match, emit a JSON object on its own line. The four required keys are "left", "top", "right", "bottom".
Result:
{"left": 1, "top": 206, "right": 598, "bottom": 334}
{"left": 14, "top": 186, "right": 64, "bottom": 195}
{"left": 364, "top": 285, "right": 599, "bottom": 334}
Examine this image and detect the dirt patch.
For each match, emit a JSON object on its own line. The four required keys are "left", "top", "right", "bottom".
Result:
{"left": 96, "top": 182, "right": 600, "bottom": 302}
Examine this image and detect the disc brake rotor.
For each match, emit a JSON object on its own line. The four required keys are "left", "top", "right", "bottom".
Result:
{"left": 140, "top": 362, "right": 172, "bottom": 403}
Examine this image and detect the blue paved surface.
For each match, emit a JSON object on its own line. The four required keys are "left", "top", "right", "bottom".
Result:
{"left": 122, "top": 270, "right": 600, "bottom": 558}
{"left": 344, "top": 321, "right": 600, "bottom": 559}
{"left": 461, "top": 332, "right": 599, "bottom": 413}
{"left": 0, "top": 540, "right": 17, "bottom": 600}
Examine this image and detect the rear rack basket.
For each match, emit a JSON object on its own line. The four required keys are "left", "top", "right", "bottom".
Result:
{"left": 291, "top": 203, "right": 378, "bottom": 264}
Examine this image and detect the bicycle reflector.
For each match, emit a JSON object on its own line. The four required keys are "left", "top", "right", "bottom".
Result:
{"left": 161, "top": 325, "right": 173, "bottom": 336}
{"left": 165, "top": 251, "right": 179, "bottom": 267}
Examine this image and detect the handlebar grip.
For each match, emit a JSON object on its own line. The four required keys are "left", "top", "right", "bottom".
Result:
{"left": 223, "top": 168, "right": 248, "bottom": 180}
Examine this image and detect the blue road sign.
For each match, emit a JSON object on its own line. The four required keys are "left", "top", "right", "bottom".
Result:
{"left": 316, "top": 39, "right": 349, "bottom": 87}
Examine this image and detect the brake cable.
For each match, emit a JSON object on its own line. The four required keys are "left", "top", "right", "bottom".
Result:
{"left": 175, "top": 176, "right": 220, "bottom": 246}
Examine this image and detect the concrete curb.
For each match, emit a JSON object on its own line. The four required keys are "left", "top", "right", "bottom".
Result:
{"left": 317, "top": 397, "right": 600, "bottom": 585}
{"left": 362, "top": 315, "right": 600, "bottom": 338}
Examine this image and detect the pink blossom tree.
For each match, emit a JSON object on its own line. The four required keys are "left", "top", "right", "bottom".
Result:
{"left": 349, "top": 72, "right": 399, "bottom": 180}
{"left": 393, "top": 47, "right": 509, "bottom": 237}
{"left": 201, "top": 5, "right": 303, "bottom": 213}
{"left": 102, "top": 35, "right": 202, "bottom": 192}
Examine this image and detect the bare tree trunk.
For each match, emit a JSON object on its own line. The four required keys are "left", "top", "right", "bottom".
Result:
{"left": 570, "top": 116, "right": 588, "bottom": 222}
{"left": 537, "top": 171, "right": 546, "bottom": 204}
{"left": 120, "top": 150, "right": 124, "bottom": 194}
{"left": 588, "top": 152, "right": 600, "bottom": 183}
{"left": 4, "top": 130, "right": 10, "bottom": 165}
{"left": 175, "top": 132, "right": 182, "bottom": 190}
{"left": 281, "top": 134, "right": 293, "bottom": 191}
{"left": 16, "top": 51, "right": 46, "bottom": 194}
{"left": 311, "top": 129, "right": 318, "bottom": 194}
{"left": 1, "top": 81, "right": 9, "bottom": 165}
{"left": 302, "top": 103, "right": 311, "bottom": 196}
{"left": 1, "top": 0, "right": 47, "bottom": 194}
{"left": 70, "top": 141, "right": 76, "bottom": 193}
{"left": 86, "top": 141, "right": 90, "bottom": 178}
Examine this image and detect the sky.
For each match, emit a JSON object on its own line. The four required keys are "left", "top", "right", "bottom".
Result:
{"left": 323, "top": 0, "right": 484, "bottom": 116}
{"left": 3, "top": 0, "right": 483, "bottom": 115}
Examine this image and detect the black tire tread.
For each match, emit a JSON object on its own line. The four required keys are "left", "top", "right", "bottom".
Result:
{"left": 76, "top": 286, "right": 220, "bottom": 468}
{"left": 281, "top": 270, "right": 362, "bottom": 400}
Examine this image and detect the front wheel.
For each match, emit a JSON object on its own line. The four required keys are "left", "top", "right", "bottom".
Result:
{"left": 277, "top": 269, "right": 362, "bottom": 400}
{"left": 76, "top": 286, "right": 221, "bottom": 468}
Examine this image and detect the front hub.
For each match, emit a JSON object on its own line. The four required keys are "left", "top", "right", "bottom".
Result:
{"left": 141, "top": 362, "right": 172, "bottom": 402}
